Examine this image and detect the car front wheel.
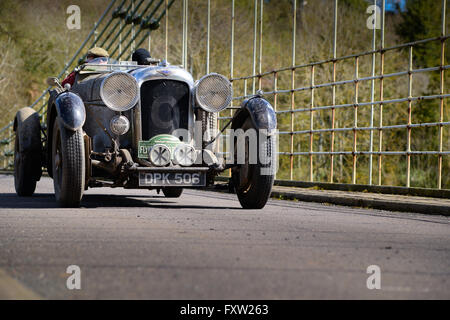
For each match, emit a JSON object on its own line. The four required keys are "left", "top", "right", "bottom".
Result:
{"left": 232, "top": 118, "right": 275, "bottom": 209}
{"left": 52, "top": 119, "right": 85, "bottom": 207}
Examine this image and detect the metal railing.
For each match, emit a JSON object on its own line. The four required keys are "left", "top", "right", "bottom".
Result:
{"left": 1, "top": 0, "right": 448, "bottom": 191}
{"left": 220, "top": 0, "right": 449, "bottom": 190}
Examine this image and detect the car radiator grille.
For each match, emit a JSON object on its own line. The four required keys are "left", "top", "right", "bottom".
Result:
{"left": 140, "top": 80, "right": 189, "bottom": 140}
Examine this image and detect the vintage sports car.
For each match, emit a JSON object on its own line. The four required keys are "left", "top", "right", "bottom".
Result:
{"left": 13, "top": 58, "right": 277, "bottom": 209}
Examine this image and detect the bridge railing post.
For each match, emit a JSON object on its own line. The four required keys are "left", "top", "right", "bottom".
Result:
{"left": 438, "top": 0, "right": 446, "bottom": 189}
{"left": 165, "top": 0, "right": 169, "bottom": 62}
{"left": 330, "top": 0, "right": 338, "bottom": 184}
{"left": 353, "top": 57, "right": 359, "bottom": 185}
{"left": 310, "top": 65, "right": 315, "bottom": 182}
{"left": 378, "top": 0, "right": 385, "bottom": 186}
{"left": 406, "top": 45, "right": 413, "bottom": 188}
{"left": 252, "top": 0, "right": 257, "bottom": 95}
{"left": 290, "top": 0, "right": 297, "bottom": 181}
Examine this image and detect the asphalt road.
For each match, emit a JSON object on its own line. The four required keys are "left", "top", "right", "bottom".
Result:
{"left": 0, "top": 174, "right": 449, "bottom": 299}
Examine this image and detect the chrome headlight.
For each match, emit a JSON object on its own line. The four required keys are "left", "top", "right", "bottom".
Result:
{"left": 195, "top": 73, "right": 232, "bottom": 113}
{"left": 100, "top": 72, "right": 139, "bottom": 112}
{"left": 149, "top": 144, "right": 171, "bottom": 167}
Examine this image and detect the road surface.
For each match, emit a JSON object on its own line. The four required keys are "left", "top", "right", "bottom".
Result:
{"left": 0, "top": 174, "right": 449, "bottom": 299}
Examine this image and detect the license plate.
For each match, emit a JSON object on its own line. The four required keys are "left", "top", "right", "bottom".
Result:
{"left": 139, "top": 172, "right": 206, "bottom": 187}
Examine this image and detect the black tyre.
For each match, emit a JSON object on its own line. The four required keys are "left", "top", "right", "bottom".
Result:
{"left": 14, "top": 107, "right": 42, "bottom": 196}
{"left": 52, "top": 120, "right": 85, "bottom": 207}
{"left": 232, "top": 118, "right": 275, "bottom": 209}
{"left": 162, "top": 187, "right": 183, "bottom": 198}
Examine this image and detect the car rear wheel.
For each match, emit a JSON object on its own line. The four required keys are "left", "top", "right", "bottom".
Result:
{"left": 162, "top": 187, "right": 183, "bottom": 198}
{"left": 52, "top": 120, "right": 85, "bottom": 207}
{"left": 14, "top": 107, "right": 42, "bottom": 196}
{"left": 232, "top": 118, "right": 275, "bottom": 209}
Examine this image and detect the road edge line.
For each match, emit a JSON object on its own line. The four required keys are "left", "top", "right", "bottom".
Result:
{"left": 0, "top": 269, "right": 42, "bottom": 300}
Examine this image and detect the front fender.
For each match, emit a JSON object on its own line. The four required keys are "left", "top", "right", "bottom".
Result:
{"left": 231, "top": 96, "right": 277, "bottom": 131}
{"left": 54, "top": 92, "right": 86, "bottom": 131}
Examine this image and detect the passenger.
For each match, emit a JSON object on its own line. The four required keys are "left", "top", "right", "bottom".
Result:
{"left": 62, "top": 47, "right": 109, "bottom": 87}
{"left": 132, "top": 48, "right": 151, "bottom": 65}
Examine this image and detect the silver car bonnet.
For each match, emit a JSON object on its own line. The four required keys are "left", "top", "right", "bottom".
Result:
{"left": 130, "top": 65, "right": 194, "bottom": 88}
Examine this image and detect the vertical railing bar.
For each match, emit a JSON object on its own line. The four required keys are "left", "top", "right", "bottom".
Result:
{"left": 273, "top": 72, "right": 278, "bottom": 113}
{"left": 2, "top": 142, "right": 6, "bottom": 169}
{"left": 290, "top": 0, "right": 297, "bottom": 181}
{"left": 8, "top": 126, "right": 12, "bottom": 169}
{"left": 330, "top": 0, "right": 337, "bottom": 183}
{"left": 165, "top": 0, "right": 169, "bottom": 61}
{"left": 206, "top": 0, "right": 211, "bottom": 74}
{"left": 182, "top": 0, "right": 186, "bottom": 67}
{"left": 438, "top": 0, "right": 446, "bottom": 189}
{"left": 368, "top": 0, "right": 377, "bottom": 185}
{"left": 252, "top": 0, "right": 258, "bottom": 94}
{"left": 230, "top": 0, "right": 235, "bottom": 80}
{"left": 353, "top": 56, "right": 359, "bottom": 184}
{"left": 274, "top": 71, "right": 278, "bottom": 180}
{"left": 148, "top": 30, "right": 152, "bottom": 53}
{"left": 406, "top": 45, "right": 413, "bottom": 188}
{"left": 182, "top": 0, "right": 185, "bottom": 67}
{"left": 228, "top": 0, "right": 235, "bottom": 178}
{"left": 185, "top": 0, "right": 189, "bottom": 70}
{"left": 228, "top": 0, "right": 236, "bottom": 166}
{"left": 310, "top": 65, "right": 315, "bottom": 182}
{"left": 132, "top": 0, "right": 135, "bottom": 54}
{"left": 94, "top": 22, "right": 98, "bottom": 43}
{"left": 244, "top": 79, "right": 248, "bottom": 99}
{"left": 119, "top": 11, "right": 123, "bottom": 59}
{"left": 378, "top": 0, "right": 385, "bottom": 185}
{"left": 147, "top": 0, "right": 152, "bottom": 54}
{"left": 258, "top": 0, "right": 263, "bottom": 90}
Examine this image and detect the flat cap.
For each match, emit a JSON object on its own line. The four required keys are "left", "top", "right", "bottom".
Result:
{"left": 87, "top": 47, "right": 109, "bottom": 58}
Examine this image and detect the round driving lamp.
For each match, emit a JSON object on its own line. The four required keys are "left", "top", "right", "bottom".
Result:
{"left": 173, "top": 144, "right": 197, "bottom": 166}
{"left": 100, "top": 72, "right": 139, "bottom": 112}
{"left": 109, "top": 115, "right": 130, "bottom": 136}
{"left": 149, "top": 144, "right": 171, "bottom": 167}
{"left": 195, "top": 73, "right": 232, "bottom": 113}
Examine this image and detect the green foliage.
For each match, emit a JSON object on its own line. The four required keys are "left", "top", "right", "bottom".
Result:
{"left": 0, "top": 0, "right": 108, "bottom": 128}
{"left": 340, "top": 0, "right": 368, "bottom": 11}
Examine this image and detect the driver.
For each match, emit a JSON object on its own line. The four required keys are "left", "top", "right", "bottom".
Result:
{"left": 61, "top": 47, "right": 109, "bottom": 87}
